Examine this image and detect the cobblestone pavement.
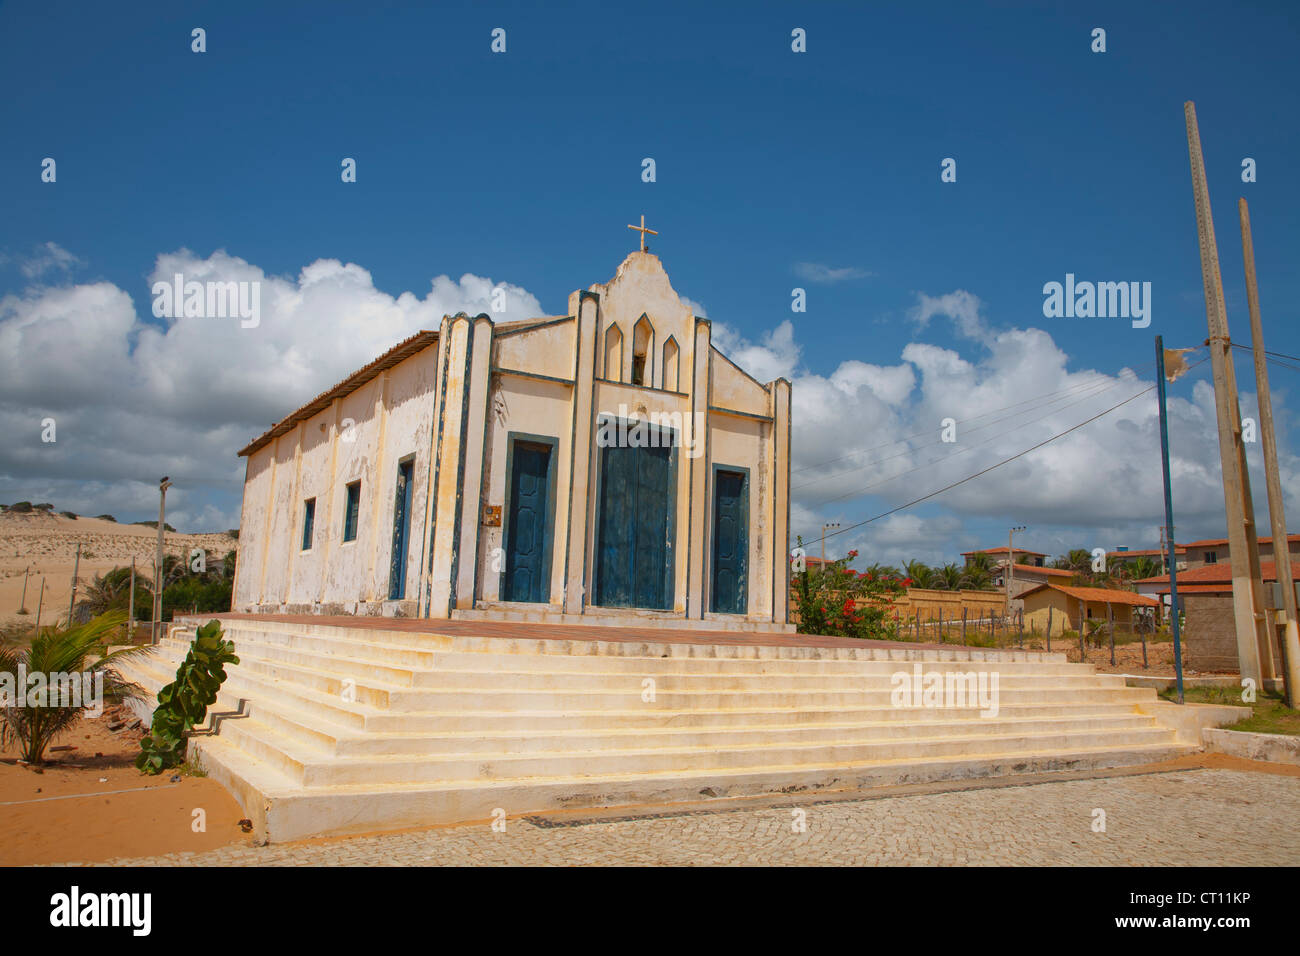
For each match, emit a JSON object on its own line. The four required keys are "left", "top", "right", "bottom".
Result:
{"left": 80, "top": 768, "right": 1300, "bottom": 867}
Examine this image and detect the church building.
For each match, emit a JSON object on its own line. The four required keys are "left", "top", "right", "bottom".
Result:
{"left": 231, "top": 234, "right": 793, "bottom": 629}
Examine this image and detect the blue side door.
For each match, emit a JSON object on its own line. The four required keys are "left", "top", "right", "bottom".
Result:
{"left": 504, "top": 442, "right": 552, "bottom": 603}
{"left": 711, "top": 469, "right": 747, "bottom": 614}
{"left": 388, "top": 459, "right": 414, "bottom": 600}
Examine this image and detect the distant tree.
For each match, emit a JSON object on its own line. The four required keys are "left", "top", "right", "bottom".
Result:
{"left": 1053, "top": 549, "right": 1093, "bottom": 574}
{"left": 95, "top": 514, "right": 117, "bottom": 522}
{"left": 904, "top": 559, "right": 935, "bottom": 589}
{"left": 935, "top": 563, "right": 965, "bottom": 590}
{"left": 76, "top": 567, "right": 152, "bottom": 619}
{"left": 1125, "top": 556, "right": 1162, "bottom": 581}
{"left": 34, "top": 503, "right": 54, "bottom": 511}
{"left": 9, "top": 502, "right": 32, "bottom": 513}
{"left": 60, "top": 511, "right": 77, "bottom": 519}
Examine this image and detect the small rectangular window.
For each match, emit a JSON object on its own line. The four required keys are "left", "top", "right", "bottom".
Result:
{"left": 302, "top": 498, "right": 316, "bottom": 551}
{"left": 343, "top": 481, "right": 361, "bottom": 542}
{"left": 1205, "top": 551, "right": 1217, "bottom": 564}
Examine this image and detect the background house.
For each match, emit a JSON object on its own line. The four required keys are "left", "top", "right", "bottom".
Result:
{"left": 1136, "top": 561, "right": 1299, "bottom": 673}
{"left": 1020, "top": 583, "right": 1159, "bottom": 638}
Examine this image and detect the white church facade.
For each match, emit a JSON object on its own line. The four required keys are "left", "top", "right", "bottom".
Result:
{"left": 231, "top": 244, "right": 793, "bottom": 628}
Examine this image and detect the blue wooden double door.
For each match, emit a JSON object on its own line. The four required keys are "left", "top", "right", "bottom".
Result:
{"left": 595, "top": 442, "right": 674, "bottom": 610}
{"left": 504, "top": 439, "right": 555, "bottom": 604}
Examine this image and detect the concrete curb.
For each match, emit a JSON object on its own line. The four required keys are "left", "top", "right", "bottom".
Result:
{"left": 1203, "top": 728, "right": 1300, "bottom": 765}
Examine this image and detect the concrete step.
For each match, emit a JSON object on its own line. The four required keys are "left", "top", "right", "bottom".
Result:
{"left": 189, "top": 732, "right": 1193, "bottom": 843}
{"left": 167, "top": 635, "right": 1125, "bottom": 693}
{"left": 159, "top": 628, "right": 1092, "bottom": 676}
{"left": 174, "top": 617, "right": 1070, "bottom": 664}
{"left": 219, "top": 715, "right": 1177, "bottom": 787}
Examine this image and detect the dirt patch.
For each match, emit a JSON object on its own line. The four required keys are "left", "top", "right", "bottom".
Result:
{"left": 0, "top": 706, "right": 248, "bottom": 865}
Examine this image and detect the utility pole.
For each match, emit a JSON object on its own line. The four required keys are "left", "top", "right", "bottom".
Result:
{"left": 1184, "top": 101, "right": 1271, "bottom": 687}
{"left": 152, "top": 476, "right": 172, "bottom": 644}
{"left": 1239, "top": 198, "right": 1300, "bottom": 706}
{"left": 33, "top": 578, "right": 45, "bottom": 640}
{"left": 1006, "top": 525, "right": 1026, "bottom": 618}
{"left": 19, "top": 566, "right": 29, "bottom": 613}
{"left": 1156, "top": 338, "right": 1187, "bottom": 703}
{"left": 66, "top": 541, "right": 81, "bottom": 626}
{"left": 128, "top": 556, "right": 136, "bottom": 643}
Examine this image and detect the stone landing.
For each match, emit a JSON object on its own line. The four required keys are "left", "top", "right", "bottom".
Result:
{"left": 111, "top": 614, "right": 1245, "bottom": 843}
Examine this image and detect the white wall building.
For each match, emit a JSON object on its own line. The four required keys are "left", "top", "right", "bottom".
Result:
{"left": 232, "top": 249, "right": 793, "bottom": 629}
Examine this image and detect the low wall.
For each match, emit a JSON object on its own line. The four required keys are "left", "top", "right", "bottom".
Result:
{"left": 892, "top": 588, "right": 1005, "bottom": 623}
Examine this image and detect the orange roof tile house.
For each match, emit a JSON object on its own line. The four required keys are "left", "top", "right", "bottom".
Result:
{"left": 1020, "top": 583, "right": 1159, "bottom": 638}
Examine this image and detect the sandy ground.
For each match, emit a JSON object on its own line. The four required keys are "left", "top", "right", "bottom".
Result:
{"left": 0, "top": 704, "right": 248, "bottom": 866}
{"left": 0, "top": 510, "right": 236, "bottom": 631}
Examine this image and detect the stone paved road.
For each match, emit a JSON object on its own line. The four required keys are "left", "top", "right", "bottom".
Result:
{"left": 84, "top": 768, "right": 1300, "bottom": 866}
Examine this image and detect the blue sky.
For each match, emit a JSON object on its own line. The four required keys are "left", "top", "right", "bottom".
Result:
{"left": 2, "top": 0, "right": 1299, "bottom": 567}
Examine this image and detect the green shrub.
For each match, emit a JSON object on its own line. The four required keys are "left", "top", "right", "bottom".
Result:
{"left": 95, "top": 514, "right": 117, "bottom": 522}
{"left": 9, "top": 502, "right": 32, "bottom": 513}
{"left": 0, "top": 611, "right": 144, "bottom": 764}
{"left": 136, "top": 619, "right": 239, "bottom": 774}
{"left": 792, "top": 542, "right": 907, "bottom": 640}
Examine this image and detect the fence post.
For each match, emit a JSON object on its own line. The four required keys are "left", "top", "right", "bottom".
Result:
{"left": 961, "top": 607, "right": 967, "bottom": 645}
{"left": 1018, "top": 607, "right": 1024, "bottom": 648}
{"left": 1078, "top": 599, "right": 1087, "bottom": 663}
{"left": 937, "top": 609, "right": 944, "bottom": 644}
{"left": 1107, "top": 602, "right": 1116, "bottom": 666}
{"left": 1141, "top": 614, "right": 1149, "bottom": 669}
{"left": 1046, "top": 606, "right": 1053, "bottom": 653}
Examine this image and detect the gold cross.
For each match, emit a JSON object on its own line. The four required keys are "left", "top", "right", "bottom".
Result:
{"left": 627, "top": 214, "right": 658, "bottom": 252}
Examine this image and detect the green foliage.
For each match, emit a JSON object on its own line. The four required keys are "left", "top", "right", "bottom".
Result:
{"left": 34, "top": 503, "right": 53, "bottom": 511}
{"left": 792, "top": 540, "right": 907, "bottom": 640}
{"left": 132, "top": 520, "right": 177, "bottom": 532}
{"left": 136, "top": 620, "right": 239, "bottom": 774}
{"left": 8, "top": 501, "right": 32, "bottom": 513}
{"left": 904, "top": 559, "right": 935, "bottom": 589}
{"left": 60, "top": 510, "right": 78, "bottom": 519}
{"left": 0, "top": 611, "right": 145, "bottom": 764}
{"left": 95, "top": 514, "right": 117, "bottom": 522}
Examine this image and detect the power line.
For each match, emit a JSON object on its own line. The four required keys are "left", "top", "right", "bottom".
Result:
{"left": 794, "top": 384, "right": 1158, "bottom": 547}
{"left": 790, "top": 368, "right": 1152, "bottom": 477}
{"left": 799, "top": 375, "right": 1137, "bottom": 500}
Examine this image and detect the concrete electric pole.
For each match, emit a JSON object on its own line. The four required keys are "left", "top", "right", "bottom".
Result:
{"left": 152, "top": 476, "right": 172, "bottom": 644}
{"left": 1184, "top": 101, "right": 1272, "bottom": 687}
{"left": 1239, "top": 198, "right": 1300, "bottom": 705}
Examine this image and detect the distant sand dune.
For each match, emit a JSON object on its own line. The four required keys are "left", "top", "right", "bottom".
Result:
{"left": 0, "top": 511, "right": 237, "bottom": 629}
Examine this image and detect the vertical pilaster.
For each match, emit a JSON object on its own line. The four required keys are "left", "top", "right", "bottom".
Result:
{"left": 417, "top": 329, "right": 449, "bottom": 617}
{"left": 686, "top": 318, "right": 712, "bottom": 618}
{"left": 256, "top": 438, "right": 279, "bottom": 608}
{"left": 771, "top": 377, "right": 792, "bottom": 624}
{"left": 316, "top": 399, "right": 342, "bottom": 606}
{"left": 563, "top": 292, "right": 599, "bottom": 614}
{"left": 364, "top": 372, "right": 391, "bottom": 603}
{"left": 426, "top": 314, "right": 475, "bottom": 618}
{"left": 453, "top": 315, "right": 494, "bottom": 609}
{"left": 282, "top": 422, "right": 305, "bottom": 606}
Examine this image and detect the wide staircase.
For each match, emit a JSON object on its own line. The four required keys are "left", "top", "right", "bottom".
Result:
{"left": 112, "top": 617, "right": 1228, "bottom": 843}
